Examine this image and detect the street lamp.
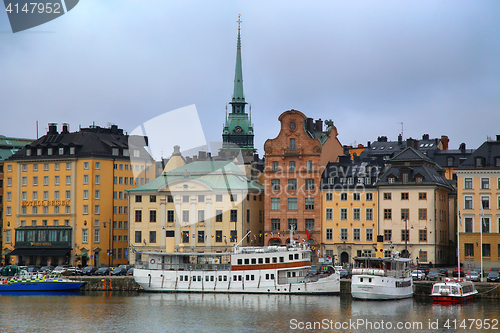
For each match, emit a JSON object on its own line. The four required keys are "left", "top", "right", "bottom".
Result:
{"left": 103, "top": 219, "right": 112, "bottom": 267}
{"left": 404, "top": 219, "right": 408, "bottom": 257}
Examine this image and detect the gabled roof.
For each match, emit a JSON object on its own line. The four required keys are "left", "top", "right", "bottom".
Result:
{"left": 391, "top": 147, "right": 434, "bottom": 163}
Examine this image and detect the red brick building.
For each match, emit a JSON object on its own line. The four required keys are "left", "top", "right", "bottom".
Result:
{"left": 263, "top": 110, "right": 342, "bottom": 257}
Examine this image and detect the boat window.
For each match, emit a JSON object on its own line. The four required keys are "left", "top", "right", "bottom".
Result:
{"left": 287, "top": 272, "right": 291, "bottom": 277}
{"left": 246, "top": 275, "right": 249, "bottom": 281}
{"left": 211, "top": 276, "right": 214, "bottom": 281}
{"left": 223, "top": 276, "right": 227, "bottom": 281}
{"left": 233, "top": 276, "right": 237, "bottom": 281}
{"left": 258, "top": 258, "right": 263, "bottom": 264}
{"left": 206, "top": 276, "right": 209, "bottom": 281}
{"left": 292, "top": 272, "right": 296, "bottom": 277}
{"left": 266, "top": 274, "right": 269, "bottom": 280}
{"left": 272, "top": 257, "right": 277, "bottom": 263}
{"left": 369, "top": 278, "right": 372, "bottom": 283}
{"left": 198, "top": 276, "right": 201, "bottom": 281}
{"left": 294, "top": 254, "right": 299, "bottom": 260}
{"left": 271, "top": 274, "right": 275, "bottom": 279}
{"left": 265, "top": 258, "right": 270, "bottom": 264}
{"left": 251, "top": 258, "right": 256, "bottom": 264}
{"left": 185, "top": 275, "right": 188, "bottom": 281}
{"left": 244, "top": 259, "right": 249, "bottom": 265}
{"left": 180, "top": 276, "right": 183, "bottom": 281}
{"left": 289, "top": 254, "right": 293, "bottom": 260}
{"left": 238, "top": 275, "right": 242, "bottom": 281}
{"left": 251, "top": 275, "right": 255, "bottom": 281}
{"left": 280, "top": 257, "right": 284, "bottom": 263}
{"left": 238, "top": 259, "right": 242, "bottom": 265}
{"left": 360, "top": 278, "right": 363, "bottom": 282}
{"left": 218, "top": 276, "right": 222, "bottom": 281}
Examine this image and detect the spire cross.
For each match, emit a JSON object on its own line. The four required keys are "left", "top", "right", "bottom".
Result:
{"left": 237, "top": 14, "right": 242, "bottom": 30}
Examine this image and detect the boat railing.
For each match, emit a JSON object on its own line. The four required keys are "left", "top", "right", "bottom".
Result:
{"left": 277, "top": 275, "right": 320, "bottom": 284}
{"left": 136, "top": 261, "right": 231, "bottom": 271}
{"left": 351, "top": 268, "right": 409, "bottom": 278}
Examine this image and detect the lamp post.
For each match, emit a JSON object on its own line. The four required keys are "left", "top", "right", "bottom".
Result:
{"left": 404, "top": 219, "right": 408, "bottom": 257}
{"left": 104, "top": 219, "right": 112, "bottom": 267}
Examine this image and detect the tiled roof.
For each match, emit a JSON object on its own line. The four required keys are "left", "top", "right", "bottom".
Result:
{"left": 457, "top": 139, "right": 500, "bottom": 169}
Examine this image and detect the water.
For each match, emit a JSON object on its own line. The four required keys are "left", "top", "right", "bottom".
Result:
{"left": 0, "top": 292, "right": 498, "bottom": 332}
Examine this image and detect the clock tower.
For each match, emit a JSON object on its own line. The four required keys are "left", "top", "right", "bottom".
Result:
{"left": 221, "top": 15, "right": 256, "bottom": 163}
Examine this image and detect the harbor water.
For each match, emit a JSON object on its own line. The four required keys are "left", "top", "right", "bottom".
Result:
{"left": 0, "top": 292, "right": 499, "bottom": 332}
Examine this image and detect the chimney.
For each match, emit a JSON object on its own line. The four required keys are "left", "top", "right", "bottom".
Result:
{"left": 62, "top": 123, "right": 69, "bottom": 134}
{"left": 440, "top": 135, "right": 449, "bottom": 150}
{"left": 459, "top": 143, "right": 466, "bottom": 152}
{"left": 406, "top": 137, "right": 418, "bottom": 149}
{"left": 306, "top": 118, "right": 314, "bottom": 132}
{"left": 367, "top": 141, "right": 371, "bottom": 148}
{"left": 199, "top": 151, "right": 207, "bottom": 160}
{"left": 315, "top": 119, "right": 323, "bottom": 132}
{"left": 496, "top": 135, "right": 500, "bottom": 142}
{"left": 48, "top": 123, "right": 58, "bottom": 135}
{"left": 398, "top": 134, "right": 402, "bottom": 145}
{"left": 422, "top": 134, "right": 429, "bottom": 140}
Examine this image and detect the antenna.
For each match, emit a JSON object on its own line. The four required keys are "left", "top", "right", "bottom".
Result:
{"left": 398, "top": 122, "right": 404, "bottom": 138}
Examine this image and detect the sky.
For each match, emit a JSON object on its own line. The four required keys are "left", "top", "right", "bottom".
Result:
{"left": 1, "top": 1, "right": 499, "bottom": 160}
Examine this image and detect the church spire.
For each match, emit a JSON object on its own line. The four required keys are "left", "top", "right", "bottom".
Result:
{"left": 230, "top": 14, "right": 246, "bottom": 113}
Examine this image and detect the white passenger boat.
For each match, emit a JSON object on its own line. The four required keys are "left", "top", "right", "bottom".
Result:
{"left": 133, "top": 237, "right": 340, "bottom": 294}
{"left": 430, "top": 278, "right": 477, "bottom": 302}
{"left": 351, "top": 255, "right": 413, "bottom": 300}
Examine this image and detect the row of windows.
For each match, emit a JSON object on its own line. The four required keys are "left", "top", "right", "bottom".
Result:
{"left": 383, "top": 208, "right": 428, "bottom": 220}
{"left": 325, "top": 228, "right": 374, "bottom": 242}
{"left": 464, "top": 195, "right": 500, "bottom": 210}
{"left": 16, "top": 219, "right": 71, "bottom": 227}
{"left": 135, "top": 209, "right": 244, "bottom": 223}
{"left": 462, "top": 216, "right": 500, "bottom": 233}
{"left": 133, "top": 230, "right": 240, "bottom": 244}
{"left": 271, "top": 160, "right": 314, "bottom": 172}
{"left": 6, "top": 190, "right": 74, "bottom": 201}
{"left": 325, "top": 192, "right": 374, "bottom": 201}
{"left": 325, "top": 207, "right": 374, "bottom": 221}
{"left": 270, "top": 178, "right": 316, "bottom": 192}
{"left": 383, "top": 229, "right": 428, "bottom": 242}
{"left": 270, "top": 197, "right": 315, "bottom": 210}
{"left": 178, "top": 274, "right": 272, "bottom": 282}
{"left": 270, "top": 219, "right": 314, "bottom": 231}
{"left": 383, "top": 192, "right": 427, "bottom": 200}
{"left": 464, "top": 177, "right": 500, "bottom": 190}
{"left": 464, "top": 243, "right": 500, "bottom": 257}
{"left": 236, "top": 253, "right": 300, "bottom": 265}
{"left": 8, "top": 205, "right": 72, "bottom": 216}
{"left": 326, "top": 177, "right": 374, "bottom": 186}
{"left": 134, "top": 194, "right": 239, "bottom": 203}
{"left": 81, "top": 229, "right": 129, "bottom": 244}
{"left": 114, "top": 163, "right": 150, "bottom": 172}
{"left": 6, "top": 175, "right": 73, "bottom": 187}
{"left": 18, "top": 162, "right": 74, "bottom": 172}
{"left": 115, "top": 177, "right": 148, "bottom": 186}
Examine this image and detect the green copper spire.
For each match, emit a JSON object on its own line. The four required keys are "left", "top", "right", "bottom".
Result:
{"left": 231, "top": 14, "right": 246, "bottom": 112}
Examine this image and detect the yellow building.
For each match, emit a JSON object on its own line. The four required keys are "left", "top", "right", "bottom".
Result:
{"left": 128, "top": 158, "right": 264, "bottom": 264}
{"left": 2, "top": 124, "right": 155, "bottom": 267}
{"left": 455, "top": 137, "right": 500, "bottom": 270}
{"left": 321, "top": 158, "right": 379, "bottom": 264}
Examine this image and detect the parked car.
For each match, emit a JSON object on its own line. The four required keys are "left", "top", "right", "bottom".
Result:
{"left": 426, "top": 270, "right": 441, "bottom": 281}
{"left": 52, "top": 265, "right": 69, "bottom": 275}
{"left": 66, "top": 267, "right": 83, "bottom": 276}
{"left": 487, "top": 272, "right": 500, "bottom": 282}
{"left": 418, "top": 265, "right": 430, "bottom": 276}
{"left": 82, "top": 266, "right": 97, "bottom": 276}
{"left": 466, "top": 271, "right": 480, "bottom": 282}
{"left": 27, "top": 265, "right": 41, "bottom": 273}
{"left": 452, "top": 268, "right": 465, "bottom": 277}
{"left": 95, "top": 267, "right": 110, "bottom": 276}
{"left": 412, "top": 270, "right": 425, "bottom": 280}
{"left": 473, "top": 268, "right": 485, "bottom": 278}
{"left": 339, "top": 269, "right": 351, "bottom": 279}
{"left": 110, "top": 267, "right": 128, "bottom": 276}
{"left": 438, "top": 268, "right": 448, "bottom": 277}
{"left": 489, "top": 268, "right": 500, "bottom": 273}
{"left": 119, "top": 264, "right": 131, "bottom": 271}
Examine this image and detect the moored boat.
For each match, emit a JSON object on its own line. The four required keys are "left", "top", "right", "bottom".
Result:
{"left": 0, "top": 272, "right": 86, "bottom": 292}
{"left": 430, "top": 278, "right": 477, "bottom": 302}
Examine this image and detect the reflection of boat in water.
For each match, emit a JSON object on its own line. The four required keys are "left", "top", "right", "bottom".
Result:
{"left": 134, "top": 237, "right": 340, "bottom": 294}
{"left": 430, "top": 278, "right": 477, "bottom": 303}
{"left": 351, "top": 255, "right": 413, "bottom": 300}
{"left": 0, "top": 272, "right": 86, "bottom": 292}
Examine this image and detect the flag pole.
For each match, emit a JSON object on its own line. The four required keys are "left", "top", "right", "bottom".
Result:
{"left": 480, "top": 204, "right": 485, "bottom": 282}
{"left": 457, "top": 200, "right": 461, "bottom": 280}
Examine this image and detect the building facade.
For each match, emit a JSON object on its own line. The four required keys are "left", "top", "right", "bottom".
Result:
{"left": 263, "top": 110, "right": 343, "bottom": 257}
{"left": 3, "top": 124, "right": 155, "bottom": 267}
{"left": 128, "top": 160, "right": 264, "bottom": 264}
{"left": 455, "top": 136, "right": 500, "bottom": 270}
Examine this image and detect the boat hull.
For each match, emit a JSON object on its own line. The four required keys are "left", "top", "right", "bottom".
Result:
{"left": 0, "top": 278, "right": 86, "bottom": 292}
{"left": 134, "top": 269, "right": 340, "bottom": 294}
{"left": 351, "top": 275, "right": 413, "bottom": 300}
{"left": 431, "top": 295, "right": 474, "bottom": 303}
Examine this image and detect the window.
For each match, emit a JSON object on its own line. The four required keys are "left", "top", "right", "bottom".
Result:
{"left": 66, "top": 162, "right": 71, "bottom": 170}
{"left": 384, "top": 209, "right": 392, "bottom": 219}
{"left": 419, "top": 192, "right": 427, "bottom": 200}
{"left": 182, "top": 210, "right": 189, "bottom": 223}
{"left": 353, "top": 192, "right": 360, "bottom": 201}
{"left": 95, "top": 205, "right": 100, "bottom": 214}
{"left": 305, "top": 198, "right": 314, "bottom": 210}
{"left": 83, "top": 189, "right": 89, "bottom": 200}
{"left": 325, "top": 193, "right": 333, "bottom": 201}
{"left": 288, "top": 219, "right": 297, "bottom": 231}
{"left": 7, "top": 164, "right": 12, "bottom": 172}
{"left": 353, "top": 208, "right": 360, "bottom": 220}
{"left": 340, "top": 192, "right": 347, "bottom": 201}
{"left": 198, "top": 231, "right": 205, "bottom": 243}
{"left": 197, "top": 195, "right": 204, "bottom": 203}
{"left": 271, "top": 197, "right": 280, "bottom": 210}
{"left": 482, "top": 244, "right": 491, "bottom": 257}
{"left": 95, "top": 190, "right": 100, "bottom": 200}
{"left": 167, "top": 195, "right": 174, "bottom": 202}
{"left": 54, "top": 175, "right": 60, "bottom": 185}
{"left": 135, "top": 231, "right": 142, "bottom": 244}
{"left": 326, "top": 228, "right": 333, "bottom": 241}
{"left": 272, "top": 161, "right": 279, "bottom": 171}
{"left": 150, "top": 231, "right": 157, "bottom": 243}
{"left": 6, "top": 206, "right": 12, "bottom": 216}
{"left": 271, "top": 219, "right": 280, "bottom": 231}
{"left": 289, "top": 161, "right": 296, "bottom": 171}
{"left": 65, "top": 190, "right": 71, "bottom": 200}
{"left": 384, "top": 229, "right": 392, "bottom": 241}
{"left": 230, "top": 230, "right": 237, "bottom": 242}
{"left": 21, "top": 177, "right": 26, "bottom": 186}
{"left": 6, "top": 192, "right": 12, "bottom": 201}
{"left": 482, "top": 217, "right": 490, "bottom": 233}
{"left": 94, "top": 229, "right": 100, "bottom": 243}
{"left": 384, "top": 193, "right": 391, "bottom": 200}
{"left": 353, "top": 228, "right": 360, "bottom": 241}
{"left": 215, "top": 210, "right": 222, "bottom": 222}
{"left": 401, "top": 209, "right": 409, "bottom": 220}
{"left": 340, "top": 208, "right": 348, "bottom": 220}
{"left": 95, "top": 175, "right": 100, "bottom": 185}
{"left": 216, "top": 230, "right": 222, "bottom": 242}
{"left": 33, "top": 163, "right": 38, "bottom": 171}
{"left": 340, "top": 228, "right": 348, "bottom": 241}
{"left": 33, "top": 176, "right": 38, "bottom": 186}
{"left": 135, "top": 210, "right": 142, "bottom": 222}
{"left": 230, "top": 210, "right": 237, "bottom": 222}
{"left": 325, "top": 208, "right": 333, "bottom": 220}
{"left": 216, "top": 194, "right": 222, "bottom": 202}
{"left": 135, "top": 195, "right": 142, "bottom": 203}
{"left": 5, "top": 230, "right": 11, "bottom": 244}
{"left": 66, "top": 175, "right": 71, "bottom": 185}
{"left": 366, "top": 228, "right": 373, "bottom": 241}
{"left": 401, "top": 193, "right": 409, "bottom": 200}
{"left": 289, "top": 138, "right": 296, "bottom": 149}
{"left": 306, "top": 160, "right": 313, "bottom": 171}
{"left": 419, "top": 229, "right": 427, "bottom": 241}
{"left": 197, "top": 210, "right": 205, "bottom": 223}
{"left": 83, "top": 161, "right": 89, "bottom": 169}
{"left": 288, "top": 198, "right": 297, "bottom": 210}
{"left": 150, "top": 210, "right": 157, "bottom": 222}
{"left": 464, "top": 196, "right": 473, "bottom": 209}
{"left": 305, "top": 219, "right": 314, "bottom": 231}
{"left": 401, "top": 230, "right": 409, "bottom": 242}
{"left": 366, "top": 208, "right": 373, "bottom": 221}
{"left": 82, "top": 205, "right": 89, "bottom": 215}
{"left": 465, "top": 217, "right": 473, "bottom": 233}
{"left": 271, "top": 179, "right": 280, "bottom": 192}
{"left": 95, "top": 161, "right": 100, "bottom": 169}
{"left": 464, "top": 178, "right": 473, "bottom": 189}
{"left": 481, "top": 178, "right": 490, "bottom": 189}
{"left": 288, "top": 179, "right": 297, "bottom": 191}
{"left": 419, "top": 209, "right": 427, "bottom": 220}
{"left": 230, "top": 194, "right": 237, "bottom": 202}
{"left": 305, "top": 179, "right": 314, "bottom": 191}
{"left": 482, "top": 196, "right": 490, "bottom": 209}
{"left": 82, "top": 229, "right": 88, "bottom": 243}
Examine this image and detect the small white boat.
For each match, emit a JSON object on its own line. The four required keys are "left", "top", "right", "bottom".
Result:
{"left": 351, "top": 255, "right": 413, "bottom": 300}
{"left": 431, "top": 278, "right": 477, "bottom": 302}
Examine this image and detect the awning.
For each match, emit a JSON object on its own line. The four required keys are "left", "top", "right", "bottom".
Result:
{"left": 43, "top": 249, "right": 70, "bottom": 256}
{"left": 10, "top": 249, "right": 46, "bottom": 256}
{"left": 76, "top": 252, "right": 88, "bottom": 257}
{"left": 2, "top": 250, "right": 12, "bottom": 256}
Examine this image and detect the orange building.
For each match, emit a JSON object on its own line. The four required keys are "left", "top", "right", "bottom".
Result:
{"left": 263, "top": 110, "right": 343, "bottom": 259}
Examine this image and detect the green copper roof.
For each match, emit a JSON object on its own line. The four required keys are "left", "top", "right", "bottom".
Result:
{"left": 128, "top": 161, "right": 263, "bottom": 192}
{"left": 231, "top": 16, "right": 245, "bottom": 105}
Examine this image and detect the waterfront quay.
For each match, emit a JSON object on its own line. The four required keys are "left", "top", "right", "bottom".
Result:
{"left": 77, "top": 276, "right": 500, "bottom": 298}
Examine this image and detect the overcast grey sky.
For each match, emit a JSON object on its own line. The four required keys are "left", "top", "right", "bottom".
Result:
{"left": 1, "top": 1, "right": 499, "bottom": 159}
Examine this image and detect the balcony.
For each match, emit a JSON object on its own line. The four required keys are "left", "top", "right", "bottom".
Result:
{"left": 283, "top": 148, "right": 303, "bottom": 156}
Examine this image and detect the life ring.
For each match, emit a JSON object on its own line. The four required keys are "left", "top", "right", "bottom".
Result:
{"left": 150, "top": 259, "right": 156, "bottom": 264}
